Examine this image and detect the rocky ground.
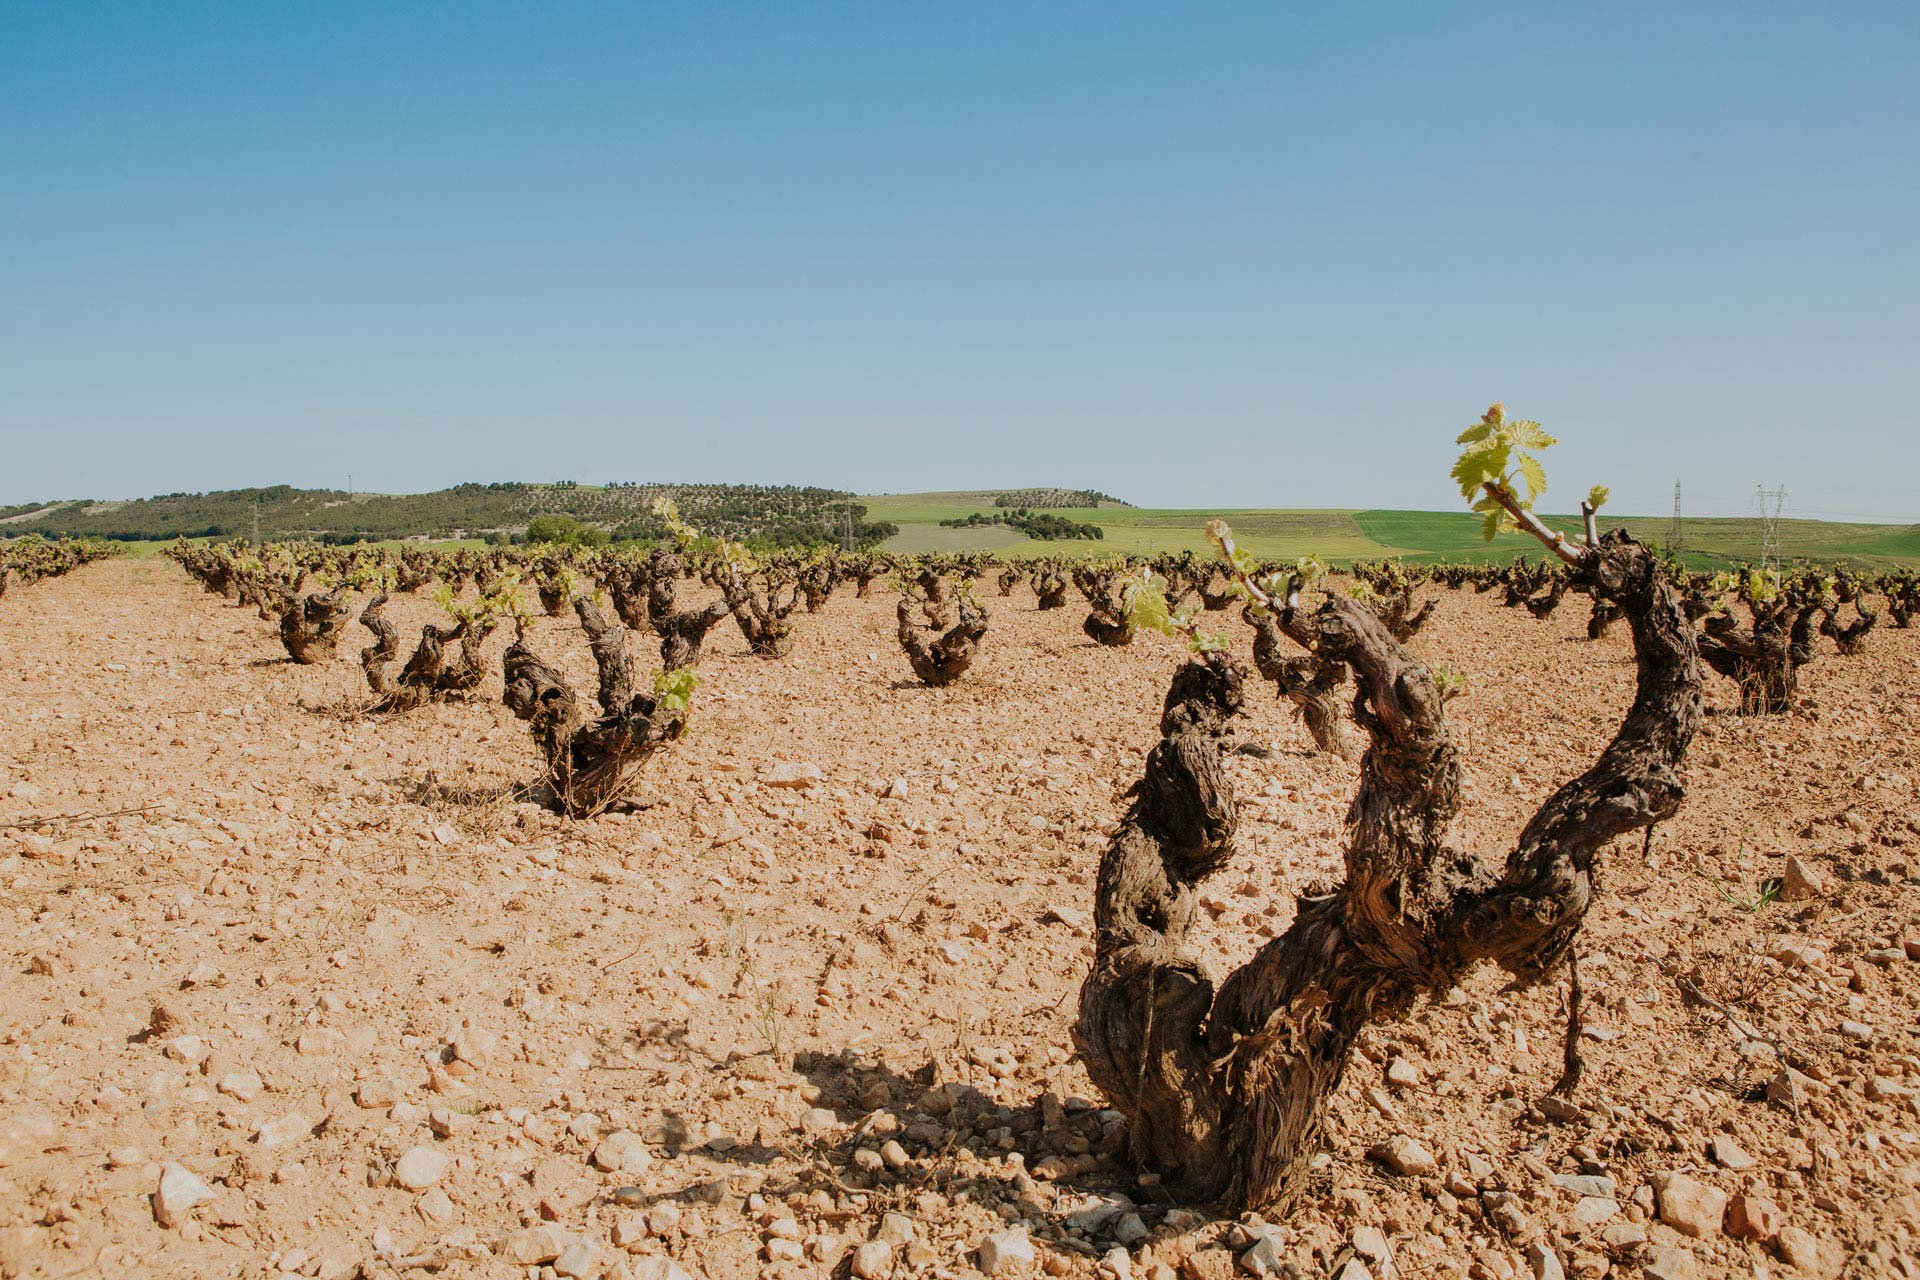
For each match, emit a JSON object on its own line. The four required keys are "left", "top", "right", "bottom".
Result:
{"left": 1, "top": 557, "right": 1917, "bottom": 1280}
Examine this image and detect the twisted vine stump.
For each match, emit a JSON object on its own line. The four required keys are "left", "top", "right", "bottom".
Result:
{"left": 799, "top": 563, "right": 838, "bottom": 613}
{"left": 1196, "top": 567, "right": 1236, "bottom": 612}
{"left": 1887, "top": 576, "right": 1918, "bottom": 628}
{"left": 1376, "top": 588, "right": 1434, "bottom": 641}
{"left": 359, "top": 595, "right": 496, "bottom": 712}
{"left": 725, "top": 572, "right": 800, "bottom": 658}
{"left": 1034, "top": 568, "right": 1068, "bottom": 610}
{"left": 1244, "top": 605, "right": 1356, "bottom": 760}
{"left": 1074, "top": 567, "right": 1135, "bottom": 647}
{"left": 1076, "top": 530, "right": 1699, "bottom": 1211}
{"left": 278, "top": 587, "right": 353, "bottom": 664}
{"left": 852, "top": 558, "right": 890, "bottom": 599}
{"left": 1819, "top": 601, "right": 1877, "bottom": 656}
{"left": 897, "top": 595, "right": 988, "bottom": 686}
{"left": 502, "top": 601, "right": 686, "bottom": 817}
{"left": 996, "top": 567, "right": 1024, "bottom": 597}
{"left": 359, "top": 595, "right": 402, "bottom": 697}
{"left": 603, "top": 561, "right": 655, "bottom": 634}
{"left": 646, "top": 549, "right": 732, "bottom": 671}
{"left": 1697, "top": 597, "right": 1819, "bottom": 714}
{"left": 1524, "top": 577, "right": 1570, "bottom": 619}
{"left": 1587, "top": 595, "right": 1623, "bottom": 641}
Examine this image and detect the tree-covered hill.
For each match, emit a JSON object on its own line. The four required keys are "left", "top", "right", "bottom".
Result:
{"left": 0, "top": 482, "right": 897, "bottom": 548}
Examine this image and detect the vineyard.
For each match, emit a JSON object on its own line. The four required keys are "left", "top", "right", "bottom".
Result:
{"left": 2, "top": 421, "right": 1917, "bottom": 1280}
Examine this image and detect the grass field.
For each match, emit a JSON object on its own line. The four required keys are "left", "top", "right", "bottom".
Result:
{"left": 862, "top": 494, "right": 1920, "bottom": 569}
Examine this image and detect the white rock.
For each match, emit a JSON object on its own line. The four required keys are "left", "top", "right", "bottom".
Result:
{"left": 393, "top": 1146, "right": 450, "bottom": 1190}
{"left": 498, "top": 1225, "right": 573, "bottom": 1266}
{"left": 592, "top": 1130, "right": 653, "bottom": 1174}
{"left": 629, "top": 1260, "right": 694, "bottom": 1280}
{"left": 217, "top": 1070, "right": 264, "bottom": 1102}
{"left": 764, "top": 762, "right": 823, "bottom": 789}
{"left": 852, "top": 1239, "right": 893, "bottom": 1279}
{"left": 553, "top": 1241, "right": 601, "bottom": 1279}
{"left": 979, "top": 1226, "right": 1036, "bottom": 1275}
{"left": 625, "top": 1258, "right": 695, "bottom": 1280}
{"left": 1368, "top": 1135, "right": 1438, "bottom": 1177}
{"left": 253, "top": 1113, "right": 310, "bottom": 1148}
{"left": 153, "top": 1161, "right": 214, "bottom": 1227}
{"left": 163, "top": 1035, "right": 209, "bottom": 1065}
{"left": 1654, "top": 1171, "right": 1726, "bottom": 1238}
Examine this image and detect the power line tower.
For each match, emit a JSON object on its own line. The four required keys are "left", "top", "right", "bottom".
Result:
{"left": 1666, "top": 480, "right": 1684, "bottom": 555}
{"left": 1754, "top": 484, "right": 1787, "bottom": 571}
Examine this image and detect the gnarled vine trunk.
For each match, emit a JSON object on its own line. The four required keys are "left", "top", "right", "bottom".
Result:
{"left": 897, "top": 596, "right": 988, "bottom": 686}
{"left": 1819, "top": 602, "right": 1876, "bottom": 656}
{"left": 1074, "top": 568, "right": 1135, "bottom": 647}
{"left": 1033, "top": 569, "right": 1068, "bottom": 610}
{"left": 502, "top": 601, "right": 686, "bottom": 817}
{"left": 725, "top": 572, "right": 800, "bottom": 658}
{"left": 360, "top": 595, "right": 495, "bottom": 712}
{"left": 1244, "top": 606, "right": 1356, "bottom": 760}
{"left": 1076, "top": 530, "right": 1699, "bottom": 1211}
{"left": 279, "top": 587, "right": 353, "bottom": 664}
{"left": 1697, "top": 599, "right": 1818, "bottom": 714}
{"left": 647, "top": 549, "right": 732, "bottom": 671}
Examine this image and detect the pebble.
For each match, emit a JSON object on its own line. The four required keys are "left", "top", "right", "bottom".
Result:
{"left": 1384, "top": 1058, "right": 1420, "bottom": 1089}
{"left": 498, "top": 1225, "right": 574, "bottom": 1266}
{"left": 254, "top": 1113, "right": 311, "bottom": 1149}
{"left": 218, "top": 1070, "right": 264, "bottom": 1102}
{"left": 1349, "top": 1226, "right": 1388, "bottom": 1264}
{"left": 592, "top": 1130, "right": 653, "bottom": 1174}
{"left": 392, "top": 1146, "right": 450, "bottom": 1190}
{"left": 1527, "top": 1243, "right": 1565, "bottom": 1280}
{"left": 152, "top": 1161, "right": 215, "bottom": 1227}
{"left": 1238, "top": 1233, "right": 1286, "bottom": 1277}
{"left": 1707, "top": 1135, "right": 1755, "bottom": 1170}
{"left": 979, "top": 1226, "right": 1036, "bottom": 1275}
{"left": 553, "top": 1241, "right": 601, "bottom": 1279}
{"left": 1768, "top": 1068, "right": 1810, "bottom": 1109}
{"left": 1571, "top": 1197, "right": 1618, "bottom": 1227}
{"left": 765, "top": 762, "right": 823, "bottom": 788}
{"left": 1779, "top": 856, "right": 1825, "bottom": 901}
{"left": 852, "top": 1239, "right": 893, "bottom": 1279}
{"left": 629, "top": 1260, "right": 694, "bottom": 1280}
{"left": 1725, "top": 1192, "right": 1781, "bottom": 1243}
{"left": 1653, "top": 1171, "right": 1725, "bottom": 1238}
{"left": 1550, "top": 1173, "right": 1615, "bottom": 1198}
{"left": 1642, "top": 1245, "right": 1694, "bottom": 1280}
{"left": 1367, "top": 1135, "right": 1438, "bottom": 1177}
{"left": 163, "top": 1035, "right": 209, "bottom": 1065}
{"left": 1776, "top": 1226, "right": 1823, "bottom": 1271}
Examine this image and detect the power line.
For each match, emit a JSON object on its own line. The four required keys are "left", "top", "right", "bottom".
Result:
{"left": 1754, "top": 484, "right": 1787, "bottom": 570}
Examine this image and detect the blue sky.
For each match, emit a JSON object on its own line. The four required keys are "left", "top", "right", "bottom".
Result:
{"left": 3, "top": 3, "right": 1915, "bottom": 517}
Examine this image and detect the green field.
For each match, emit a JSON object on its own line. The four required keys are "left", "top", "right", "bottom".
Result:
{"left": 862, "top": 495, "right": 1920, "bottom": 569}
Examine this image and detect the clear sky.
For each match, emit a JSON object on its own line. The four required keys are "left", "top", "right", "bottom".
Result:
{"left": 3, "top": 3, "right": 1916, "bottom": 518}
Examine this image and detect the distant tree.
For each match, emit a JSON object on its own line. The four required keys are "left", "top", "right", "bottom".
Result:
{"left": 523, "top": 514, "right": 610, "bottom": 547}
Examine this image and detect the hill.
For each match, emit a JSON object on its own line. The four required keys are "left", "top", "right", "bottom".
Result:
{"left": 861, "top": 494, "right": 1920, "bottom": 569}
{"left": 5, "top": 483, "right": 1915, "bottom": 569}
{"left": 0, "top": 483, "right": 896, "bottom": 549}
